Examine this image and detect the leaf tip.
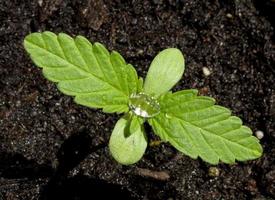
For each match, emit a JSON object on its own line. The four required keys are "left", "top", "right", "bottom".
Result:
{"left": 254, "top": 141, "right": 263, "bottom": 157}
{"left": 57, "top": 32, "right": 74, "bottom": 42}
{"left": 23, "top": 32, "right": 40, "bottom": 48}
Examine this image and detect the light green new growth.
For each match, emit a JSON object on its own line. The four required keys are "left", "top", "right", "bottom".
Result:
{"left": 24, "top": 31, "right": 139, "bottom": 114}
{"left": 148, "top": 90, "right": 262, "bottom": 164}
{"left": 109, "top": 114, "right": 147, "bottom": 165}
{"left": 24, "top": 32, "right": 263, "bottom": 165}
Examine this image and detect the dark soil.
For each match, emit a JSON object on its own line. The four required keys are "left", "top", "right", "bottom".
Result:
{"left": 1, "top": 0, "right": 275, "bottom": 199}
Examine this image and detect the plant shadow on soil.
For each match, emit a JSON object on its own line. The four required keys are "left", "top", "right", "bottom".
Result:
{"left": 1, "top": 130, "right": 132, "bottom": 200}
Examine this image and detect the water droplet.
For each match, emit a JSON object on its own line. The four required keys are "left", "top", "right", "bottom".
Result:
{"left": 129, "top": 92, "right": 160, "bottom": 118}
{"left": 165, "top": 113, "right": 172, "bottom": 119}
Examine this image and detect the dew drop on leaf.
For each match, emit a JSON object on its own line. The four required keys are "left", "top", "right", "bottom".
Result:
{"left": 129, "top": 92, "right": 160, "bottom": 118}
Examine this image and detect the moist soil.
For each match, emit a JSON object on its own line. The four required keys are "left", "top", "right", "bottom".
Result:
{"left": 1, "top": 0, "right": 275, "bottom": 199}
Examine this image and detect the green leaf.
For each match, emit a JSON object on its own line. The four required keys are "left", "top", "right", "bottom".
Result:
{"left": 143, "top": 48, "right": 184, "bottom": 97}
{"left": 109, "top": 114, "right": 147, "bottom": 165}
{"left": 149, "top": 90, "right": 263, "bottom": 164}
{"left": 123, "top": 114, "right": 143, "bottom": 137}
{"left": 129, "top": 115, "right": 143, "bottom": 136}
{"left": 23, "top": 31, "right": 139, "bottom": 113}
{"left": 137, "top": 77, "right": 144, "bottom": 93}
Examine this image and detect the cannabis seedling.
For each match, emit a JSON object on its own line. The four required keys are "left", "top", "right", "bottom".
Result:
{"left": 24, "top": 32, "right": 262, "bottom": 165}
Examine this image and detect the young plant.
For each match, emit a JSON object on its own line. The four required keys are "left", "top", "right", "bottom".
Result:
{"left": 24, "top": 32, "right": 263, "bottom": 165}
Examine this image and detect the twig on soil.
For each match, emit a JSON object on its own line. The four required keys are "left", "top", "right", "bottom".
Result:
{"left": 136, "top": 168, "right": 170, "bottom": 181}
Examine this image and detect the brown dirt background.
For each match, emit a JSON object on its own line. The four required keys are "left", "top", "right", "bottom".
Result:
{"left": 1, "top": 0, "right": 275, "bottom": 199}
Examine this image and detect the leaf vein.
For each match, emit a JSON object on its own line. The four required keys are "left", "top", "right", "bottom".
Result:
{"left": 174, "top": 115, "right": 256, "bottom": 153}
{"left": 26, "top": 40, "right": 127, "bottom": 97}
{"left": 199, "top": 129, "right": 219, "bottom": 160}
{"left": 92, "top": 47, "right": 127, "bottom": 96}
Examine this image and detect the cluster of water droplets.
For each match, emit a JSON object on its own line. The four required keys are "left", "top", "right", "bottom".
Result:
{"left": 129, "top": 92, "right": 160, "bottom": 118}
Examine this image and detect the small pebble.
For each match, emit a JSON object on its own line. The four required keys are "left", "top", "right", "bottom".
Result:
{"left": 255, "top": 130, "right": 264, "bottom": 139}
{"left": 137, "top": 49, "right": 144, "bottom": 55}
{"left": 246, "top": 179, "right": 258, "bottom": 194}
{"left": 202, "top": 67, "right": 211, "bottom": 76}
{"left": 38, "top": 0, "right": 43, "bottom": 6}
{"left": 149, "top": 140, "right": 163, "bottom": 147}
{"left": 16, "top": 100, "right": 21, "bottom": 107}
{"left": 208, "top": 167, "right": 220, "bottom": 177}
{"left": 226, "top": 13, "right": 233, "bottom": 18}
{"left": 199, "top": 87, "right": 209, "bottom": 95}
